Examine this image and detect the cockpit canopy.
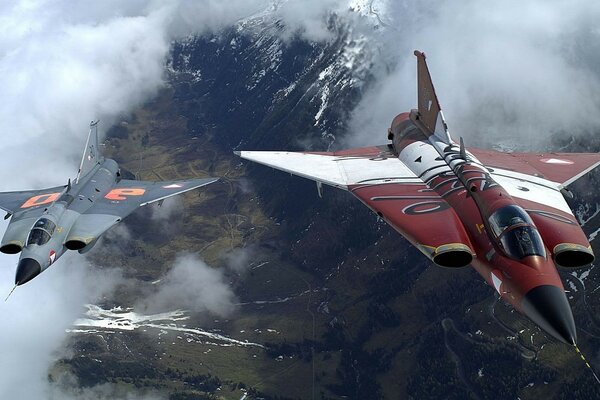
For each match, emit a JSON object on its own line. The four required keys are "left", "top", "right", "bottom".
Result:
{"left": 27, "top": 218, "right": 57, "bottom": 246}
{"left": 488, "top": 205, "right": 546, "bottom": 260}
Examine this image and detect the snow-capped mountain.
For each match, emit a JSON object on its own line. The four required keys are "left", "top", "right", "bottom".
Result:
{"left": 169, "top": 2, "right": 387, "bottom": 153}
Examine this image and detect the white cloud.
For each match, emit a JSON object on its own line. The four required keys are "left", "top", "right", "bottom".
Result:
{"left": 0, "top": 2, "right": 210, "bottom": 393}
{"left": 0, "top": 1, "right": 280, "bottom": 398}
{"left": 347, "top": 0, "right": 600, "bottom": 150}
{"left": 138, "top": 253, "right": 236, "bottom": 316}
{"left": 0, "top": 253, "right": 122, "bottom": 399}
{"left": 0, "top": 2, "right": 169, "bottom": 187}
{"left": 222, "top": 245, "right": 256, "bottom": 274}
{"left": 0, "top": 0, "right": 276, "bottom": 189}
{"left": 274, "top": 0, "right": 350, "bottom": 41}
{"left": 149, "top": 196, "right": 182, "bottom": 222}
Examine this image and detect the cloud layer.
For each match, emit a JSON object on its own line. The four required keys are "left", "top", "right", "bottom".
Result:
{"left": 0, "top": 1, "right": 273, "bottom": 398}
{"left": 1, "top": 0, "right": 599, "bottom": 398}
{"left": 348, "top": 0, "right": 600, "bottom": 149}
{"left": 138, "top": 253, "right": 236, "bottom": 316}
{"left": 0, "top": 254, "right": 122, "bottom": 399}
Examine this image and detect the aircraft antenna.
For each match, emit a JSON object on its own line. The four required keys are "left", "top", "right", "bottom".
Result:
{"left": 460, "top": 137, "right": 468, "bottom": 161}
{"left": 574, "top": 344, "right": 600, "bottom": 384}
{"left": 5, "top": 284, "right": 17, "bottom": 302}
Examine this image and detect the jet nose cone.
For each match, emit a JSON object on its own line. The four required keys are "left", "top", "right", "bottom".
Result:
{"left": 15, "top": 258, "right": 41, "bottom": 286}
{"left": 521, "top": 285, "right": 577, "bottom": 345}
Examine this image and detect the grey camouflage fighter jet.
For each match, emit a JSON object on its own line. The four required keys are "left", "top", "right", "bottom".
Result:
{"left": 0, "top": 121, "right": 217, "bottom": 293}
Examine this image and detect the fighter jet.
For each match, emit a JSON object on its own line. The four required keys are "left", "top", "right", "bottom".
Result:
{"left": 0, "top": 121, "right": 217, "bottom": 291}
{"left": 236, "top": 51, "right": 600, "bottom": 346}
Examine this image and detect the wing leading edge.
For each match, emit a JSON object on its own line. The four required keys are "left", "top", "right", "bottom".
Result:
{"left": 236, "top": 146, "right": 421, "bottom": 189}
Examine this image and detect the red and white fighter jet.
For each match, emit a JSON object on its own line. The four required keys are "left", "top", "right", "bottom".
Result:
{"left": 236, "top": 51, "right": 600, "bottom": 345}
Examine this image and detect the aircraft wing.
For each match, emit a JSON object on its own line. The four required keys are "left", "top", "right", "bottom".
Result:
{"left": 237, "top": 147, "right": 476, "bottom": 265}
{"left": 116, "top": 177, "right": 219, "bottom": 207}
{"left": 0, "top": 185, "right": 66, "bottom": 214}
{"left": 86, "top": 177, "right": 219, "bottom": 218}
{"left": 236, "top": 146, "right": 421, "bottom": 188}
{"left": 471, "top": 149, "right": 600, "bottom": 188}
{"left": 65, "top": 177, "right": 218, "bottom": 250}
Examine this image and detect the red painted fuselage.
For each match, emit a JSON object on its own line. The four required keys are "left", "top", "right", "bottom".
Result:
{"left": 237, "top": 50, "right": 600, "bottom": 345}
{"left": 347, "top": 113, "right": 583, "bottom": 344}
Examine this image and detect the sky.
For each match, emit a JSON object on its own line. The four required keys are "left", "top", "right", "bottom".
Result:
{"left": 0, "top": 0, "right": 599, "bottom": 398}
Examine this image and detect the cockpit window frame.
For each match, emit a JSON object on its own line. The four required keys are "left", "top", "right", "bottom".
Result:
{"left": 489, "top": 205, "right": 534, "bottom": 238}
{"left": 488, "top": 205, "right": 546, "bottom": 260}
{"left": 27, "top": 218, "right": 57, "bottom": 246}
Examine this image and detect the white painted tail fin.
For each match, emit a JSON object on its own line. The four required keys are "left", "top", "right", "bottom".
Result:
{"left": 76, "top": 120, "right": 103, "bottom": 183}
{"left": 413, "top": 50, "right": 451, "bottom": 144}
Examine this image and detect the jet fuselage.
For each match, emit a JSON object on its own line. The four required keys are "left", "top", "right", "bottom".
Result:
{"left": 382, "top": 112, "right": 576, "bottom": 343}
{"left": 0, "top": 121, "right": 217, "bottom": 294}
{"left": 236, "top": 50, "right": 600, "bottom": 346}
{"left": 14, "top": 159, "right": 120, "bottom": 285}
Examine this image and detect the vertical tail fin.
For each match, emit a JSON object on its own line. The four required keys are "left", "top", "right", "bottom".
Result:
{"left": 412, "top": 50, "right": 451, "bottom": 144}
{"left": 76, "top": 120, "right": 103, "bottom": 183}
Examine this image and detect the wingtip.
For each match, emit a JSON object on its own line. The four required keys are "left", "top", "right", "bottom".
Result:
{"left": 414, "top": 50, "right": 425, "bottom": 58}
{"left": 233, "top": 151, "right": 241, "bottom": 157}
{"left": 200, "top": 177, "right": 219, "bottom": 185}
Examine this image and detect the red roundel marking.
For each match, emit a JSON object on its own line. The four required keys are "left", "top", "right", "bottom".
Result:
{"left": 540, "top": 158, "right": 574, "bottom": 165}
{"left": 105, "top": 188, "right": 146, "bottom": 201}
